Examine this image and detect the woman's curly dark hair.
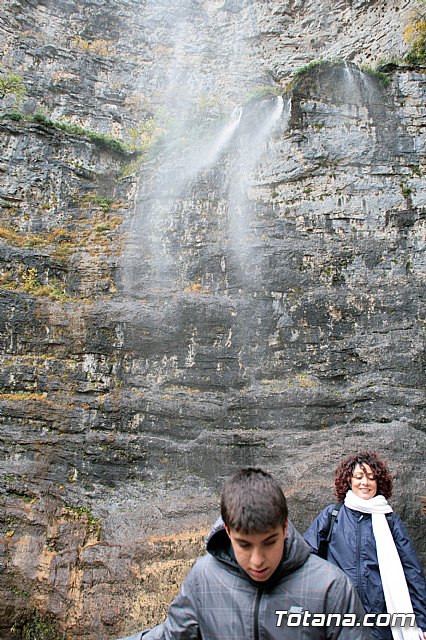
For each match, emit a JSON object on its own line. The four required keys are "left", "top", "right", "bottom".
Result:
{"left": 334, "top": 450, "right": 393, "bottom": 502}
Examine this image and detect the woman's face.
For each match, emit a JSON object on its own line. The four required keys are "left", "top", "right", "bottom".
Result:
{"left": 350, "top": 463, "right": 378, "bottom": 500}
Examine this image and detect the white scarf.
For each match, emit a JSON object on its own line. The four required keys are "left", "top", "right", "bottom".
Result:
{"left": 344, "top": 490, "right": 423, "bottom": 640}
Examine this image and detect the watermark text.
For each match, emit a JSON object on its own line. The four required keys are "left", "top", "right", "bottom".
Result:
{"left": 275, "top": 611, "right": 416, "bottom": 628}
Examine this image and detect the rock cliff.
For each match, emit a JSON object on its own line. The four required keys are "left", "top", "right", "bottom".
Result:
{"left": 0, "top": 0, "right": 425, "bottom": 638}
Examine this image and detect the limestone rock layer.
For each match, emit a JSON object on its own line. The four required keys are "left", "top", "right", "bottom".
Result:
{"left": 0, "top": 1, "right": 425, "bottom": 638}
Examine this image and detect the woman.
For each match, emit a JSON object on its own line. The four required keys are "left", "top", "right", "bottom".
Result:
{"left": 304, "top": 451, "right": 426, "bottom": 640}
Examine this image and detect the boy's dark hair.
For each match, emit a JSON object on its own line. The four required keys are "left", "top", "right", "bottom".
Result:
{"left": 221, "top": 467, "right": 288, "bottom": 533}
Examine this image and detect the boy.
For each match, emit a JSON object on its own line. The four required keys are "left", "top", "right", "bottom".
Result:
{"left": 118, "top": 467, "right": 369, "bottom": 640}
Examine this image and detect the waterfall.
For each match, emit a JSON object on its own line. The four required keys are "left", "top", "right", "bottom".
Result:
{"left": 226, "top": 95, "right": 288, "bottom": 284}
{"left": 123, "top": 2, "right": 288, "bottom": 299}
{"left": 124, "top": 104, "right": 245, "bottom": 296}
{"left": 124, "top": 93, "right": 288, "bottom": 297}
{"left": 179, "top": 105, "right": 243, "bottom": 181}
{"left": 189, "top": 106, "right": 243, "bottom": 174}
{"left": 342, "top": 61, "right": 380, "bottom": 106}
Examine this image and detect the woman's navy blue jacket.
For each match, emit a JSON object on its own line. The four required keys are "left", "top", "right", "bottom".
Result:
{"left": 304, "top": 504, "right": 426, "bottom": 640}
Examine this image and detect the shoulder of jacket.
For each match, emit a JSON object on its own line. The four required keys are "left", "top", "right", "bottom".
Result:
{"left": 319, "top": 502, "right": 343, "bottom": 526}
{"left": 316, "top": 503, "right": 340, "bottom": 521}
{"left": 324, "top": 502, "right": 339, "bottom": 512}
{"left": 181, "top": 553, "right": 219, "bottom": 595}
{"left": 186, "top": 553, "right": 211, "bottom": 581}
{"left": 302, "top": 552, "right": 352, "bottom": 583}
{"left": 387, "top": 512, "right": 408, "bottom": 537}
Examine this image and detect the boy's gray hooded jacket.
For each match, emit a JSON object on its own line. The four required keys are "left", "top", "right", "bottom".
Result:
{"left": 118, "top": 519, "right": 370, "bottom": 640}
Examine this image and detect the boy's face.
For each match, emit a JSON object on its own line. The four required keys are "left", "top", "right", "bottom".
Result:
{"left": 226, "top": 522, "right": 288, "bottom": 582}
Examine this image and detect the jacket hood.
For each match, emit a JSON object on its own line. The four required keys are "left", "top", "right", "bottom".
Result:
{"left": 205, "top": 517, "right": 311, "bottom": 588}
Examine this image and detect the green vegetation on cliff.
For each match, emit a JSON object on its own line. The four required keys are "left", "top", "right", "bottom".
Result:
{"left": 404, "top": 1, "right": 426, "bottom": 63}
{"left": 0, "top": 69, "right": 26, "bottom": 103}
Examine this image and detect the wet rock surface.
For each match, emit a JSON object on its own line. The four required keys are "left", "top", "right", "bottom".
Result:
{"left": 0, "top": 0, "right": 425, "bottom": 637}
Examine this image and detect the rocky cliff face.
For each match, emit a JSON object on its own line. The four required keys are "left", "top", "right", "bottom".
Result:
{"left": 0, "top": 0, "right": 425, "bottom": 638}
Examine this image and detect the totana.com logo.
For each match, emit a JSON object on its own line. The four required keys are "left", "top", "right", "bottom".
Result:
{"left": 275, "top": 611, "right": 417, "bottom": 628}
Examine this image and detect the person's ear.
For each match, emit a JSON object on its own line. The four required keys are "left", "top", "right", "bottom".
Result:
{"left": 283, "top": 520, "right": 289, "bottom": 538}
{"left": 224, "top": 524, "right": 231, "bottom": 538}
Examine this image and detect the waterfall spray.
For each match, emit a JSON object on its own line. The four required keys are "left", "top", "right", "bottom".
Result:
{"left": 226, "top": 95, "right": 287, "bottom": 282}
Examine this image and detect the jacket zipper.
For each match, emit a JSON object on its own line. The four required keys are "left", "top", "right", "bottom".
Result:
{"left": 356, "top": 515, "right": 363, "bottom": 593}
{"left": 254, "top": 589, "right": 263, "bottom": 640}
